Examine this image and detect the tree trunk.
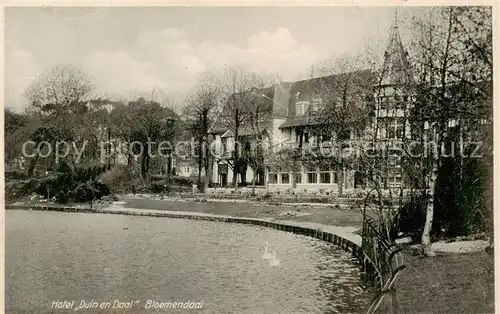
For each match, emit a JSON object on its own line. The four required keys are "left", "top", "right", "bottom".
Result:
{"left": 204, "top": 170, "right": 210, "bottom": 192}
{"left": 198, "top": 163, "right": 203, "bottom": 187}
{"left": 422, "top": 165, "right": 437, "bottom": 257}
{"left": 241, "top": 164, "right": 247, "bottom": 185}
{"left": 204, "top": 151, "right": 211, "bottom": 192}
{"left": 251, "top": 175, "right": 256, "bottom": 195}
{"left": 107, "top": 129, "right": 112, "bottom": 170}
{"left": 27, "top": 153, "right": 40, "bottom": 177}
{"left": 198, "top": 139, "right": 203, "bottom": 187}
{"left": 338, "top": 168, "right": 344, "bottom": 196}
{"left": 232, "top": 161, "right": 239, "bottom": 191}
{"left": 264, "top": 167, "right": 269, "bottom": 193}
{"left": 127, "top": 146, "right": 132, "bottom": 167}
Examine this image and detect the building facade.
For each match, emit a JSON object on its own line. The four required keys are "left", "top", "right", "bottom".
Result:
{"left": 209, "top": 17, "right": 414, "bottom": 193}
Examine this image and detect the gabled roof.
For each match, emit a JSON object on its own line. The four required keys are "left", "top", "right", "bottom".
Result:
{"left": 287, "top": 69, "right": 375, "bottom": 117}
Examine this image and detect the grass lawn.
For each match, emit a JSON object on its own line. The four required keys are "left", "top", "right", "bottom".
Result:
{"left": 121, "top": 197, "right": 365, "bottom": 227}
{"left": 397, "top": 251, "right": 495, "bottom": 314}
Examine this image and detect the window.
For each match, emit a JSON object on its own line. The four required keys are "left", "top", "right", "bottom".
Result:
{"left": 296, "top": 101, "right": 309, "bottom": 116}
{"left": 387, "top": 118, "right": 405, "bottom": 139}
{"left": 218, "top": 164, "right": 228, "bottom": 174}
{"left": 296, "top": 128, "right": 303, "bottom": 143}
{"left": 183, "top": 166, "right": 191, "bottom": 174}
{"left": 319, "top": 166, "right": 331, "bottom": 183}
{"left": 448, "top": 119, "right": 457, "bottom": 128}
{"left": 307, "top": 168, "right": 318, "bottom": 184}
{"left": 388, "top": 149, "right": 402, "bottom": 167}
{"left": 310, "top": 97, "right": 323, "bottom": 114}
{"left": 281, "top": 173, "right": 290, "bottom": 184}
{"left": 268, "top": 173, "right": 278, "bottom": 184}
{"left": 388, "top": 175, "right": 402, "bottom": 187}
{"left": 221, "top": 138, "right": 228, "bottom": 154}
{"left": 322, "top": 133, "right": 332, "bottom": 142}
{"left": 380, "top": 96, "right": 390, "bottom": 109}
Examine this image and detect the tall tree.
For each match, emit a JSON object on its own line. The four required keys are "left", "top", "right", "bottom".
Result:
{"left": 208, "top": 66, "right": 273, "bottom": 190}
{"left": 184, "top": 83, "right": 218, "bottom": 191}
{"left": 126, "top": 97, "right": 180, "bottom": 180}
{"left": 242, "top": 87, "right": 274, "bottom": 194}
{"left": 314, "top": 55, "right": 376, "bottom": 196}
{"left": 24, "top": 64, "right": 95, "bottom": 175}
{"left": 410, "top": 7, "right": 492, "bottom": 255}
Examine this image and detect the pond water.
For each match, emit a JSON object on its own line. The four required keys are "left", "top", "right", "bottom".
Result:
{"left": 6, "top": 210, "right": 373, "bottom": 314}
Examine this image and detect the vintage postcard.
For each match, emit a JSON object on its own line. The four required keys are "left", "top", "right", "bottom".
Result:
{"left": 2, "top": 2, "right": 496, "bottom": 313}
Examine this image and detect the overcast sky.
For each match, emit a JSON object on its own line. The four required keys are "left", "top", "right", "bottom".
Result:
{"left": 5, "top": 6, "right": 419, "bottom": 112}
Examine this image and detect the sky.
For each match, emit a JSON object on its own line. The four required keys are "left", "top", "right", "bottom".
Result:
{"left": 5, "top": 6, "right": 420, "bottom": 112}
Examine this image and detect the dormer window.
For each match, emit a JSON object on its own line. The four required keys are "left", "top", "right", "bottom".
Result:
{"left": 296, "top": 101, "right": 309, "bottom": 116}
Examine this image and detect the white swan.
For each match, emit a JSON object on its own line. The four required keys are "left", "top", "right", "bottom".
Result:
{"left": 261, "top": 242, "right": 273, "bottom": 260}
{"left": 269, "top": 249, "right": 280, "bottom": 267}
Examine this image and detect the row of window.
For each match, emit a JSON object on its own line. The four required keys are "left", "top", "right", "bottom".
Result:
{"left": 378, "top": 95, "right": 412, "bottom": 110}
{"left": 295, "top": 130, "right": 342, "bottom": 144}
{"left": 268, "top": 169, "right": 340, "bottom": 184}
{"left": 268, "top": 171, "right": 403, "bottom": 186}
{"left": 295, "top": 94, "right": 412, "bottom": 116}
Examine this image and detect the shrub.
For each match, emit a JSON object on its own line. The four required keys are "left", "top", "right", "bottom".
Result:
{"left": 100, "top": 166, "right": 140, "bottom": 193}
{"left": 392, "top": 192, "right": 427, "bottom": 241}
{"left": 69, "top": 184, "right": 84, "bottom": 203}
{"left": 171, "top": 176, "right": 195, "bottom": 186}
{"left": 5, "top": 171, "right": 28, "bottom": 181}
{"left": 92, "top": 182, "right": 110, "bottom": 199}
{"left": 151, "top": 182, "right": 167, "bottom": 193}
{"left": 26, "top": 165, "right": 112, "bottom": 204}
{"left": 433, "top": 157, "right": 491, "bottom": 239}
{"left": 55, "top": 191, "right": 70, "bottom": 204}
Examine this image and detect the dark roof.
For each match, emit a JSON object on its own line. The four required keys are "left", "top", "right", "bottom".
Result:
{"left": 220, "top": 126, "right": 267, "bottom": 138}
{"left": 379, "top": 22, "right": 413, "bottom": 86}
{"left": 208, "top": 122, "right": 227, "bottom": 134}
{"left": 287, "top": 69, "right": 376, "bottom": 118}
{"left": 279, "top": 116, "right": 322, "bottom": 129}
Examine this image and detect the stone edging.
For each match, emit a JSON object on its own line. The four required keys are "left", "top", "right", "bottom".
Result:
{"left": 6, "top": 204, "right": 374, "bottom": 283}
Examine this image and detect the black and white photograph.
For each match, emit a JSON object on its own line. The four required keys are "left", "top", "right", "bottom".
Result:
{"left": 2, "top": 3, "right": 496, "bottom": 313}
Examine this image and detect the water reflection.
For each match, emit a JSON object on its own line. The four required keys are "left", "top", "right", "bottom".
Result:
{"left": 6, "top": 211, "right": 373, "bottom": 314}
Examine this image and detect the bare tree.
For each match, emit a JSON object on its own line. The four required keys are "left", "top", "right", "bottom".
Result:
{"left": 243, "top": 87, "right": 274, "bottom": 194}
{"left": 23, "top": 64, "right": 95, "bottom": 175}
{"left": 314, "top": 54, "right": 376, "bottom": 196}
{"left": 184, "top": 83, "right": 219, "bottom": 191}
{"left": 207, "top": 66, "right": 273, "bottom": 190}
{"left": 410, "top": 6, "right": 492, "bottom": 255}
